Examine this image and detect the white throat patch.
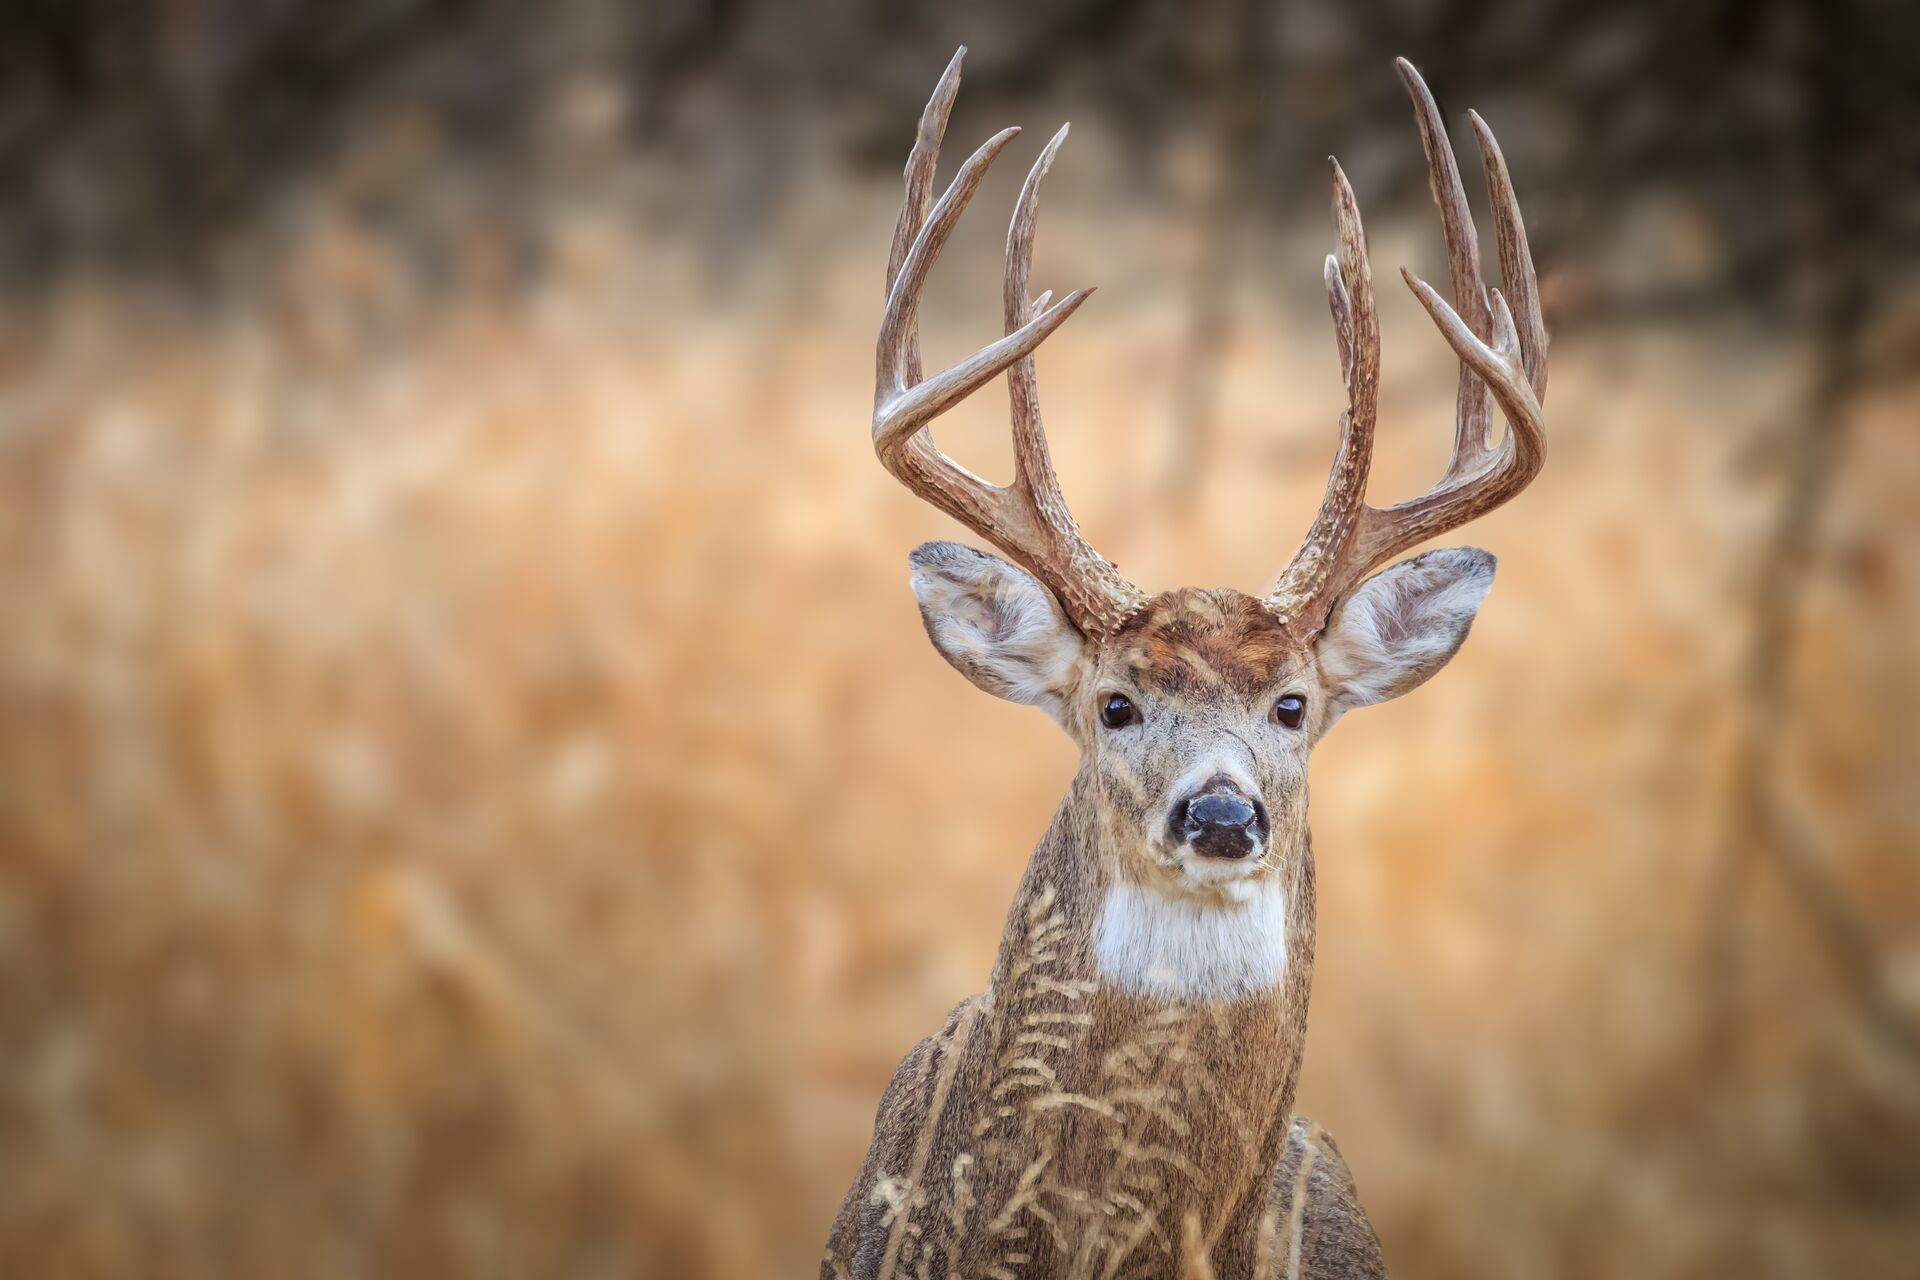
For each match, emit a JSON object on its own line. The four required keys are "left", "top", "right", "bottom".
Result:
{"left": 1094, "top": 878, "right": 1289, "bottom": 1001}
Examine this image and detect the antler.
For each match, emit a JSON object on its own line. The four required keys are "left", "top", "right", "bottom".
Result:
{"left": 1266, "top": 58, "right": 1548, "bottom": 638}
{"left": 875, "top": 47, "right": 1148, "bottom": 638}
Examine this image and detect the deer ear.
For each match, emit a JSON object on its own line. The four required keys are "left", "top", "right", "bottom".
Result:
{"left": 1314, "top": 547, "right": 1495, "bottom": 716}
{"left": 908, "top": 541, "right": 1086, "bottom": 715}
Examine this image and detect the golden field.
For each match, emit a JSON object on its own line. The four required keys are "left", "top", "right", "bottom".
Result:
{"left": 1, "top": 112, "right": 1917, "bottom": 1277}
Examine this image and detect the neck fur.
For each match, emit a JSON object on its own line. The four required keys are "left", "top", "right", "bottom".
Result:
{"left": 936, "top": 768, "right": 1320, "bottom": 1266}
{"left": 988, "top": 768, "right": 1314, "bottom": 1010}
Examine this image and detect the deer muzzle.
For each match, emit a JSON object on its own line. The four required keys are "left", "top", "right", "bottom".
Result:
{"left": 1172, "top": 776, "right": 1269, "bottom": 861}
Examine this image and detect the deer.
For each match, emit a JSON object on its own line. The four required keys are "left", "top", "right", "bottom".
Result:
{"left": 824, "top": 48, "right": 1548, "bottom": 1280}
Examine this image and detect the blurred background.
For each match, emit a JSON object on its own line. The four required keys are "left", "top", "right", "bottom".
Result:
{"left": 1, "top": 1, "right": 1917, "bottom": 1276}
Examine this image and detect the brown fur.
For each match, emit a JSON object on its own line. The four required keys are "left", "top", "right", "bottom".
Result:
{"left": 1111, "top": 589, "right": 1303, "bottom": 701}
{"left": 824, "top": 592, "right": 1387, "bottom": 1279}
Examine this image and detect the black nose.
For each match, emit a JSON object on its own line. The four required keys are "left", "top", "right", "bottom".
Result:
{"left": 1188, "top": 793, "right": 1256, "bottom": 829}
{"left": 1172, "top": 777, "right": 1267, "bottom": 859}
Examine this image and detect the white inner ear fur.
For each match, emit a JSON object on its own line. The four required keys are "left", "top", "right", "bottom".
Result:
{"left": 1315, "top": 547, "right": 1495, "bottom": 716}
{"left": 1095, "top": 878, "right": 1289, "bottom": 1001}
{"left": 908, "top": 541, "right": 1085, "bottom": 716}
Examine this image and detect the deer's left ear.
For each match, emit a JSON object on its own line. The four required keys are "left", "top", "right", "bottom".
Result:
{"left": 1314, "top": 547, "right": 1495, "bottom": 716}
{"left": 908, "top": 541, "right": 1087, "bottom": 718}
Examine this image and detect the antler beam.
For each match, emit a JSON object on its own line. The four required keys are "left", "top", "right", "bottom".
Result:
{"left": 1266, "top": 58, "right": 1549, "bottom": 638}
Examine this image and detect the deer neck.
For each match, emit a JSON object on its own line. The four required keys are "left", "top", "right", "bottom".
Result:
{"left": 966, "top": 764, "right": 1319, "bottom": 1256}
{"left": 989, "top": 763, "right": 1317, "bottom": 1014}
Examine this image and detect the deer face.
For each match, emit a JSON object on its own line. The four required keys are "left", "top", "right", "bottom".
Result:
{"left": 867, "top": 49, "right": 1545, "bottom": 1001}
{"left": 910, "top": 541, "right": 1496, "bottom": 901}
{"left": 1081, "top": 586, "right": 1312, "bottom": 899}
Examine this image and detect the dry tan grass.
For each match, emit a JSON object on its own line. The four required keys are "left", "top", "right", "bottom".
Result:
{"left": 0, "top": 141, "right": 1916, "bottom": 1277}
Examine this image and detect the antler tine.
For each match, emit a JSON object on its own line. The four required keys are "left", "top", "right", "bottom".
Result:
{"left": 1005, "top": 123, "right": 1069, "bottom": 499}
{"left": 874, "top": 122, "right": 1023, "bottom": 417}
{"left": 1467, "top": 110, "right": 1548, "bottom": 401}
{"left": 1267, "top": 160, "right": 1380, "bottom": 625}
{"left": 1384, "top": 274, "right": 1545, "bottom": 538}
{"left": 1266, "top": 62, "right": 1548, "bottom": 639}
{"left": 995, "top": 124, "right": 1150, "bottom": 634}
{"left": 884, "top": 46, "right": 964, "bottom": 392}
{"left": 1324, "top": 253, "right": 1354, "bottom": 390}
{"left": 1398, "top": 57, "right": 1495, "bottom": 476}
{"left": 872, "top": 50, "right": 1146, "bottom": 638}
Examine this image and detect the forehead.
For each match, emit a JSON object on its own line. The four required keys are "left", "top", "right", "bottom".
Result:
{"left": 1105, "top": 589, "right": 1307, "bottom": 699}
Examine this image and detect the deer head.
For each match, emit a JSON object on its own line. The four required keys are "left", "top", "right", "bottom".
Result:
{"left": 876, "top": 49, "right": 1546, "bottom": 935}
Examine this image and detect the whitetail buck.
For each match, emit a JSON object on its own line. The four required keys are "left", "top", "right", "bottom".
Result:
{"left": 825, "top": 49, "right": 1547, "bottom": 1279}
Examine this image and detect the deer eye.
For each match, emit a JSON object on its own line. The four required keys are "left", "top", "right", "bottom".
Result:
{"left": 1271, "top": 694, "right": 1307, "bottom": 730}
{"left": 1099, "top": 693, "right": 1141, "bottom": 730}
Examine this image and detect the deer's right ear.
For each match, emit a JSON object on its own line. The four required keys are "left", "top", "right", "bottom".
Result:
{"left": 908, "top": 541, "right": 1087, "bottom": 715}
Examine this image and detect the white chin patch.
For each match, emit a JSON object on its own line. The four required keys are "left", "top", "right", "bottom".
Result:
{"left": 1094, "top": 878, "right": 1288, "bottom": 1002}
{"left": 1171, "top": 850, "right": 1264, "bottom": 889}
